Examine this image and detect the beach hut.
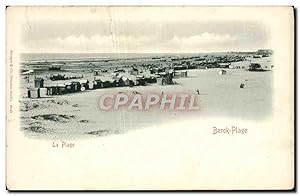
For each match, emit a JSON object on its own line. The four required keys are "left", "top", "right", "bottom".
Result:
{"left": 128, "top": 80, "right": 135, "bottom": 87}
{"left": 112, "top": 79, "right": 119, "bottom": 87}
{"left": 145, "top": 76, "right": 157, "bottom": 83}
{"left": 118, "top": 77, "right": 125, "bottom": 87}
{"left": 71, "top": 81, "right": 81, "bottom": 92}
{"left": 248, "top": 63, "right": 263, "bottom": 71}
{"left": 39, "top": 88, "right": 47, "bottom": 97}
{"left": 46, "top": 86, "right": 58, "bottom": 95}
{"left": 101, "top": 81, "right": 110, "bottom": 88}
{"left": 136, "top": 75, "right": 146, "bottom": 86}
{"left": 253, "top": 55, "right": 262, "bottom": 58}
{"left": 158, "top": 72, "right": 167, "bottom": 77}
{"left": 65, "top": 82, "right": 73, "bottom": 93}
{"left": 111, "top": 73, "right": 119, "bottom": 81}
{"left": 160, "top": 71, "right": 174, "bottom": 85}
{"left": 180, "top": 71, "right": 188, "bottom": 78}
{"left": 34, "top": 78, "right": 44, "bottom": 88}
{"left": 157, "top": 78, "right": 163, "bottom": 85}
{"left": 93, "top": 79, "right": 102, "bottom": 89}
{"left": 127, "top": 76, "right": 137, "bottom": 87}
{"left": 101, "top": 78, "right": 114, "bottom": 88}
{"left": 218, "top": 62, "right": 231, "bottom": 68}
{"left": 121, "top": 77, "right": 130, "bottom": 86}
{"left": 93, "top": 70, "right": 101, "bottom": 76}
{"left": 46, "top": 87, "right": 51, "bottom": 95}
{"left": 174, "top": 65, "right": 184, "bottom": 70}
{"left": 219, "top": 70, "right": 227, "bottom": 75}
{"left": 28, "top": 88, "right": 40, "bottom": 98}
{"left": 57, "top": 84, "right": 67, "bottom": 95}
{"left": 114, "top": 69, "right": 126, "bottom": 73}
{"left": 92, "top": 80, "right": 98, "bottom": 89}
{"left": 174, "top": 71, "right": 181, "bottom": 78}
{"left": 79, "top": 79, "right": 89, "bottom": 90}
{"left": 88, "top": 81, "right": 94, "bottom": 90}
{"left": 137, "top": 78, "right": 146, "bottom": 86}
{"left": 151, "top": 76, "right": 157, "bottom": 83}
{"left": 168, "top": 69, "right": 175, "bottom": 77}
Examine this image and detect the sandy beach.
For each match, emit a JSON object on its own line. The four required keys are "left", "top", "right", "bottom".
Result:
{"left": 20, "top": 67, "right": 272, "bottom": 140}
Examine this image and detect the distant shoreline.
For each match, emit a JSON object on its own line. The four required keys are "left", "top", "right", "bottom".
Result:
{"left": 20, "top": 52, "right": 257, "bottom": 62}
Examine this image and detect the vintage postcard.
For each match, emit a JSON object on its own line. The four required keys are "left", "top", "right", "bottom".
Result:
{"left": 6, "top": 6, "right": 294, "bottom": 190}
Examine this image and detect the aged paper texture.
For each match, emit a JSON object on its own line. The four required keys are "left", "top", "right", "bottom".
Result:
{"left": 6, "top": 6, "right": 294, "bottom": 190}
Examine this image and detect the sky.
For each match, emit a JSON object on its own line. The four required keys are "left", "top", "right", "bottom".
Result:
{"left": 20, "top": 7, "right": 271, "bottom": 53}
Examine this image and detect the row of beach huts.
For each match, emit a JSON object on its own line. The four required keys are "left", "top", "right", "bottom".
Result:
{"left": 27, "top": 69, "right": 186, "bottom": 98}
